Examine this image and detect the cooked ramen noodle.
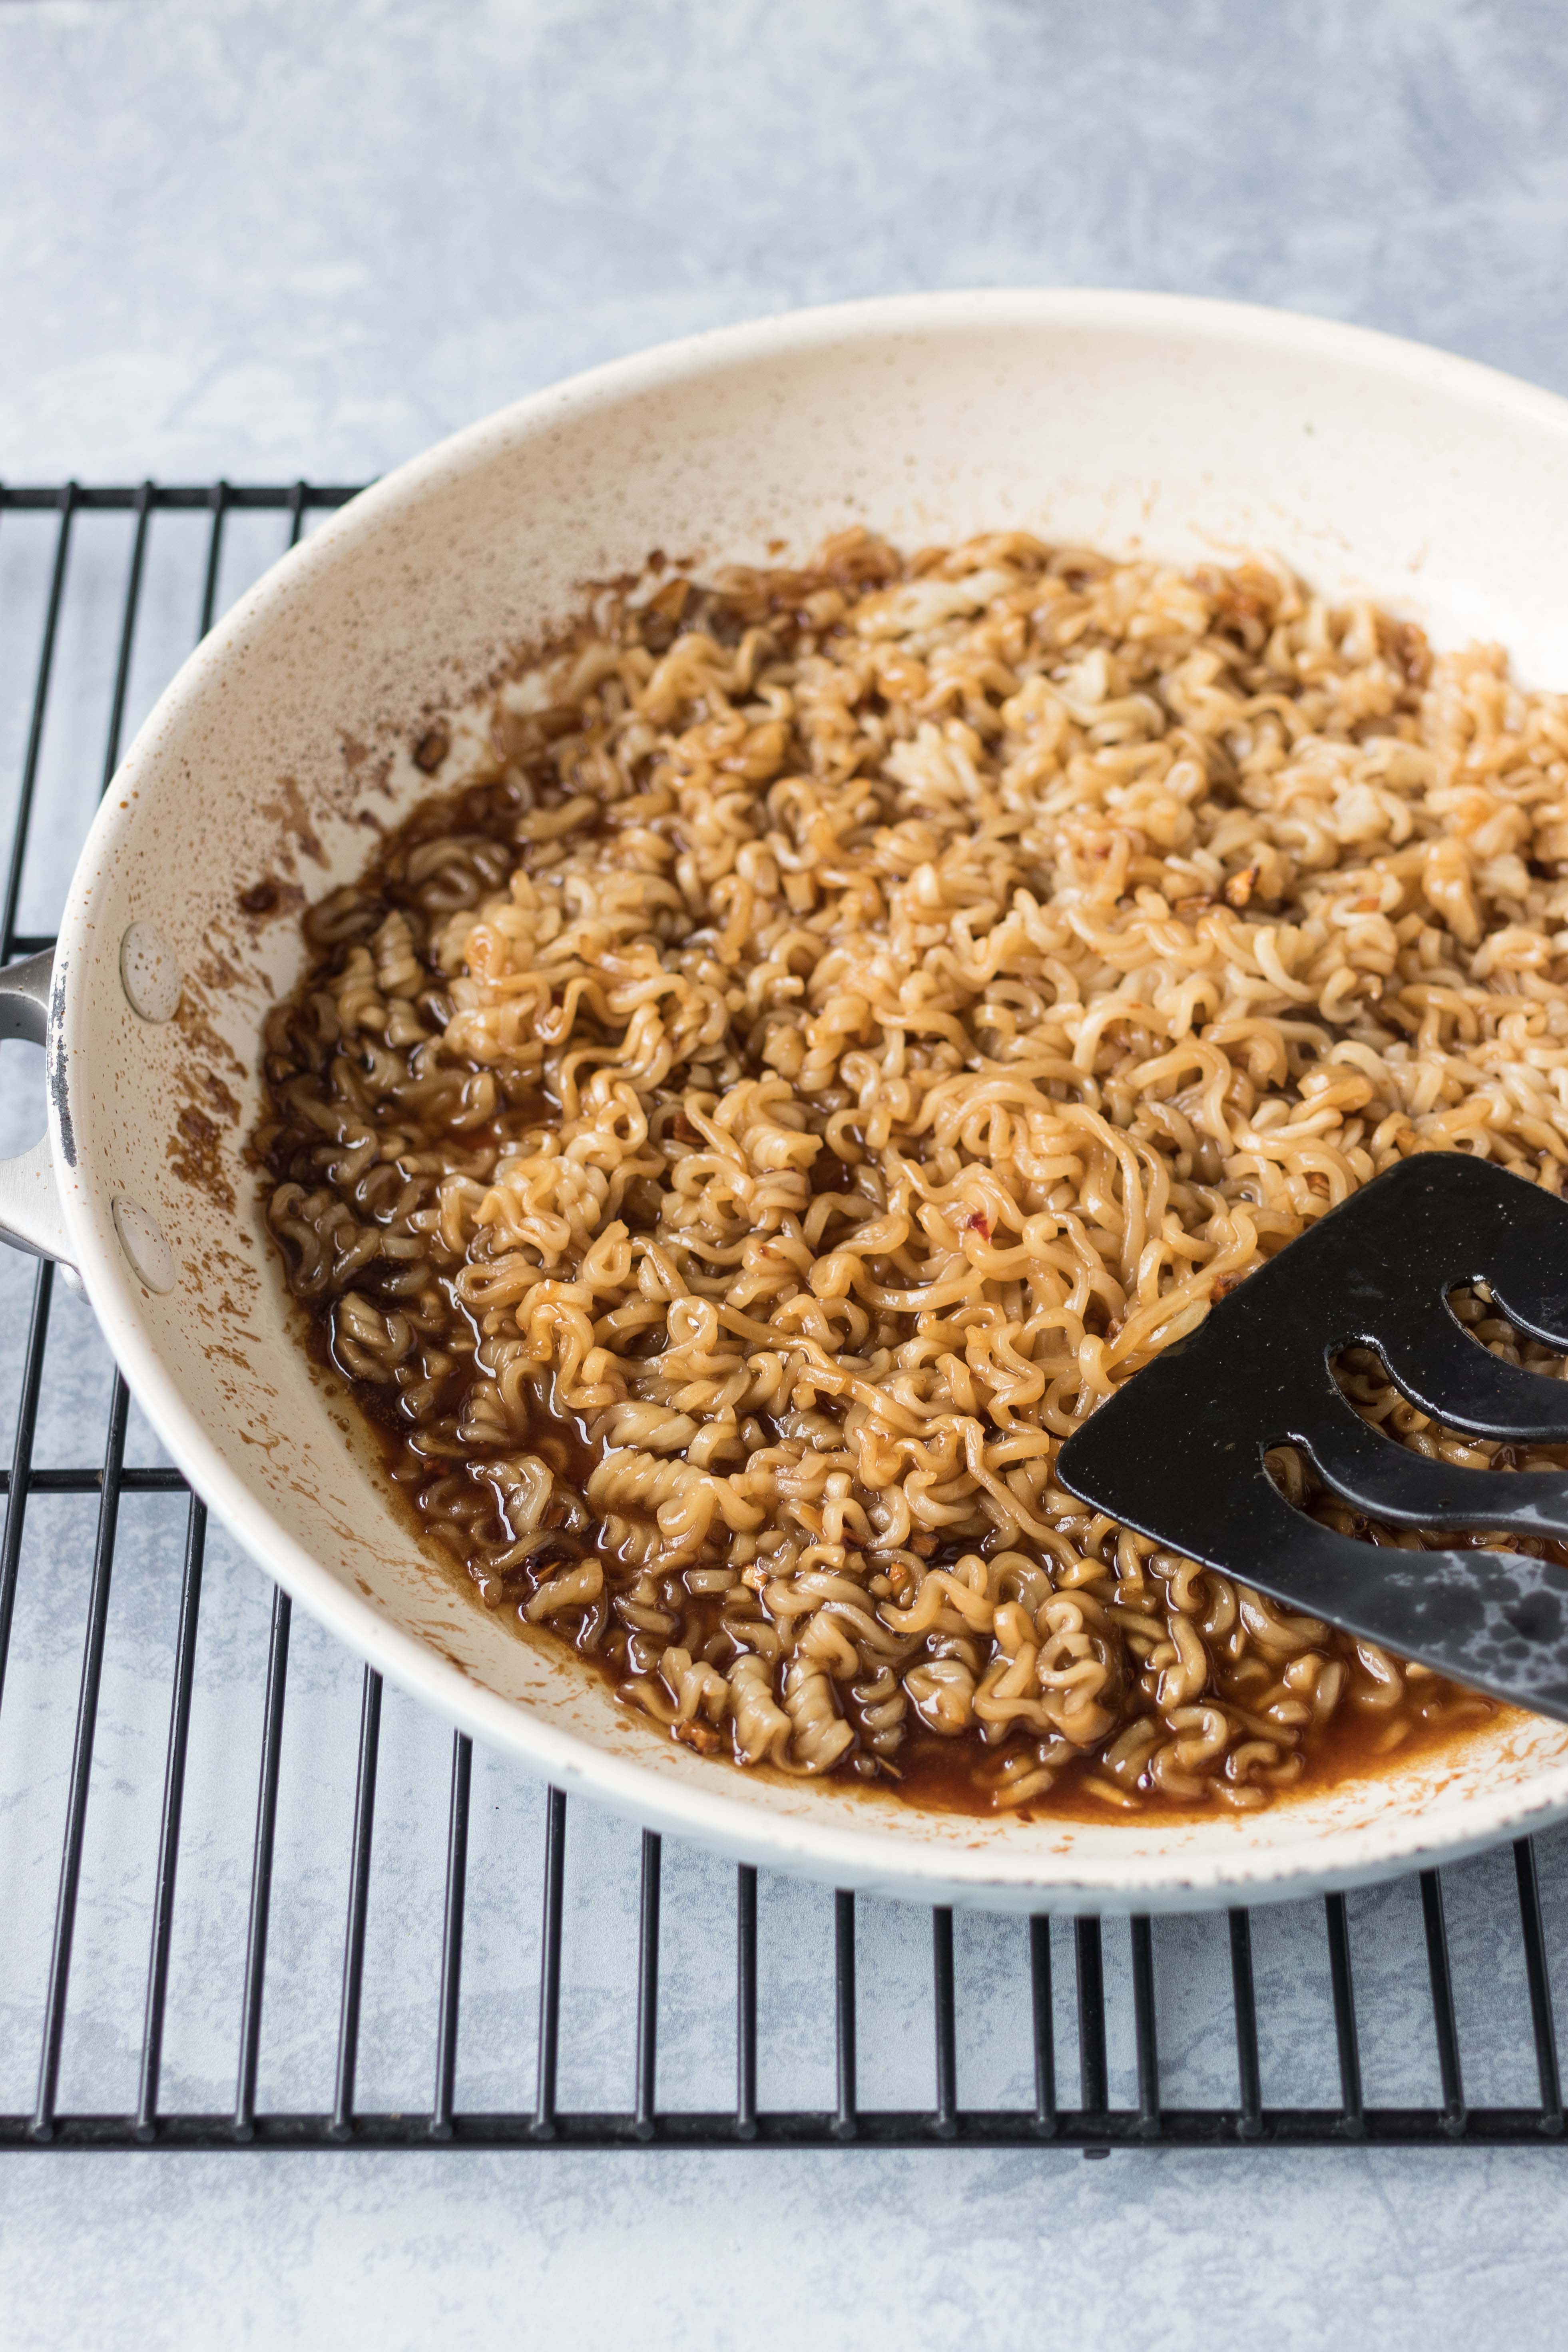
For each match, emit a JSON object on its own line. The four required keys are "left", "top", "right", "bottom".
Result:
{"left": 256, "top": 531, "right": 1568, "bottom": 1814}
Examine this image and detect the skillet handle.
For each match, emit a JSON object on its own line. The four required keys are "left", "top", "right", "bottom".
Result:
{"left": 0, "top": 949, "right": 76, "bottom": 1272}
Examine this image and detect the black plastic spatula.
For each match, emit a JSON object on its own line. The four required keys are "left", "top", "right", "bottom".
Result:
{"left": 1054, "top": 1153, "right": 1568, "bottom": 1720}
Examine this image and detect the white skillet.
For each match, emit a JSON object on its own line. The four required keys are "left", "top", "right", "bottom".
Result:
{"left": 11, "top": 290, "right": 1568, "bottom": 1912}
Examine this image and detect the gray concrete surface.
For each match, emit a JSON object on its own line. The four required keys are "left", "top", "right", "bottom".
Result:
{"left": 4, "top": 2, "right": 1568, "bottom": 2346}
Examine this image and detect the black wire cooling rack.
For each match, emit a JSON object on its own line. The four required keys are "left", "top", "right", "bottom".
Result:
{"left": 2, "top": 480, "right": 1568, "bottom": 2154}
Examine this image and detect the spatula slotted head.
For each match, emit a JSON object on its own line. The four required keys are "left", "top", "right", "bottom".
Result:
{"left": 1054, "top": 1154, "right": 1568, "bottom": 1719}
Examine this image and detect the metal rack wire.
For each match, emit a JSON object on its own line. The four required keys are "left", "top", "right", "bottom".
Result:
{"left": 0, "top": 480, "right": 1566, "bottom": 2153}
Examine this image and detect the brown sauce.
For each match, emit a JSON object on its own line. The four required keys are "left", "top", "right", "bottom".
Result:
{"left": 311, "top": 1323, "right": 1512, "bottom": 1823}
{"left": 888, "top": 1683, "right": 1515, "bottom": 1822}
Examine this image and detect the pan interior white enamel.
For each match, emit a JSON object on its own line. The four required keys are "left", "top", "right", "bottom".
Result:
{"left": 49, "top": 293, "right": 1568, "bottom": 1907}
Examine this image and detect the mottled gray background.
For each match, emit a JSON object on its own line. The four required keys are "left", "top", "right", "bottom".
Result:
{"left": 5, "top": 1, "right": 1568, "bottom": 2346}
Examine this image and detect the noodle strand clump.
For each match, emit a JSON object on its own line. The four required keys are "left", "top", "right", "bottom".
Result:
{"left": 258, "top": 530, "right": 1568, "bottom": 1813}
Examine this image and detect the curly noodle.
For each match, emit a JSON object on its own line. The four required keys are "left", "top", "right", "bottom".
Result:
{"left": 255, "top": 529, "right": 1568, "bottom": 1815}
